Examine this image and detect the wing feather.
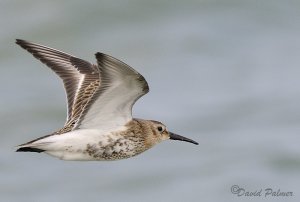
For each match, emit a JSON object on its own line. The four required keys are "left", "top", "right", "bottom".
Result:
{"left": 76, "top": 52, "right": 149, "bottom": 131}
{"left": 17, "top": 40, "right": 149, "bottom": 134}
{"left": 16, "top": 39, "right": 100, "bottom": 126}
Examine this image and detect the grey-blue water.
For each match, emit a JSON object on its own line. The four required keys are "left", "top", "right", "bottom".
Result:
{"left": 1, "top": 1, "right": 300, "bottom": 202}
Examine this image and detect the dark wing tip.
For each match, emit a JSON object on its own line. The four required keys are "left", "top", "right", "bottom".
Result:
{"left": 16, "top": 39, "right": 31, "bottom": 50}
{"left": 95, "top": 52, "right": 103, "bottom": 57}
{"left": 138, "top": 74, "right": 149, "bottom": 93}
{"left": 95, "top": 52, "right": 106, "bottom": 62}
{"left": 16, "top": 39, "right": 26, "bottom": 45}
{"left": 15, "top": 38, "right": 23, "bottom": 43}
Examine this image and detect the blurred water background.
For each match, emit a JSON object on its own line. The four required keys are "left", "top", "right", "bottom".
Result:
{"left": 1, "top": 0, "right": 300, "bottom": 202}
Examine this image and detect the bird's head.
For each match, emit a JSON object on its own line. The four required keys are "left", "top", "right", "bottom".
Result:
{"left": 145, "top": 120, "right": 199, "bottom": 147}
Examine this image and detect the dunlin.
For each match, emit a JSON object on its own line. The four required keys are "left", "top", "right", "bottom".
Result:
{"left": 16, "top": 39, "right": 198, "bottom": 161}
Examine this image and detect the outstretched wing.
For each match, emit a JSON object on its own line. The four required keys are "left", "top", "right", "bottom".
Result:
{"left": 75, "top": 52, "right": 149, "bottom": 131}
{"left": 16, "top": 39, "right": 149, "bottom": 133}
{"left": 16, "top": 39, "right": 100, "bottom": 127}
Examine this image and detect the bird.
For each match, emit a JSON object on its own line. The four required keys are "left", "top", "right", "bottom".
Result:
{"left": 15, "top": 39, "right": 198, "bottom": 161}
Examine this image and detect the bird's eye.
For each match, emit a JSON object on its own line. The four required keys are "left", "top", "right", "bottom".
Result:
{"left": 157, "top": 126, "right": 163, "bottom": 132}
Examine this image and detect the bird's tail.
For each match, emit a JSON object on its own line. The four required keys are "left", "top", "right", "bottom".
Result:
{"left": 15, "top": 134, "right": 53, "bottom": 153}
{"left": 16, "top": 147, "right": 45, "bottom": 153}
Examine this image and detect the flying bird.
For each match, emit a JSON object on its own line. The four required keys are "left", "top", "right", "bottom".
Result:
{"left": 15, "top": 39, "right": 198, "bottom": 161}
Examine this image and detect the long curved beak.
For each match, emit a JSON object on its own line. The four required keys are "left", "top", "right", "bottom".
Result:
{"left": 169, "top": 132, "right": 198, "bottom": 145}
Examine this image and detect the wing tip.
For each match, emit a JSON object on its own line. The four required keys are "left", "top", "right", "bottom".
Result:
{"left": 95, "top": 52, "right": 102, "bottom": 56}
{"left": 16, "top": 38, "right": 26, "bottom": 45}
{"left": 95, "top": 52, "right": 105, "bottom": 61}
{"left": 15, "top": 38, "right": 22, "bottom": 43}
{"left": 95, "top": 51, "right": 150, "bottom": 93}
{"left": 15, "top": 39, "right": 31, "bottom": 50}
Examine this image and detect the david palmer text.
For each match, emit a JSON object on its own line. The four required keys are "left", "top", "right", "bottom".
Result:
{"left": 231, "top": 185, "right": 293, "bottom": 197}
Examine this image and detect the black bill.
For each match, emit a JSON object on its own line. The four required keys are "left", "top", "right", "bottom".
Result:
{"left": 169, "top": 132, "right": 198, "bottom": 145}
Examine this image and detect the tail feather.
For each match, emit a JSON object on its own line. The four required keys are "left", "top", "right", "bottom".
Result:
{"left": 16, "top": 147, "right": 45, "bottom": 153}
{"left": 16, "top": 133, "right": 55, "bottom": 153}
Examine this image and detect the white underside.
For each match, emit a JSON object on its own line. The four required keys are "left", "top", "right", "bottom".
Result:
{"left": 24, "top": 127, "right": 131, "bottom": 161}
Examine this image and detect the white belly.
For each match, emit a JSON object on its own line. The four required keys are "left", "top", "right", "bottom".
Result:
{"left": 33, "top": 128, "right": 138, "bottom": 161}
